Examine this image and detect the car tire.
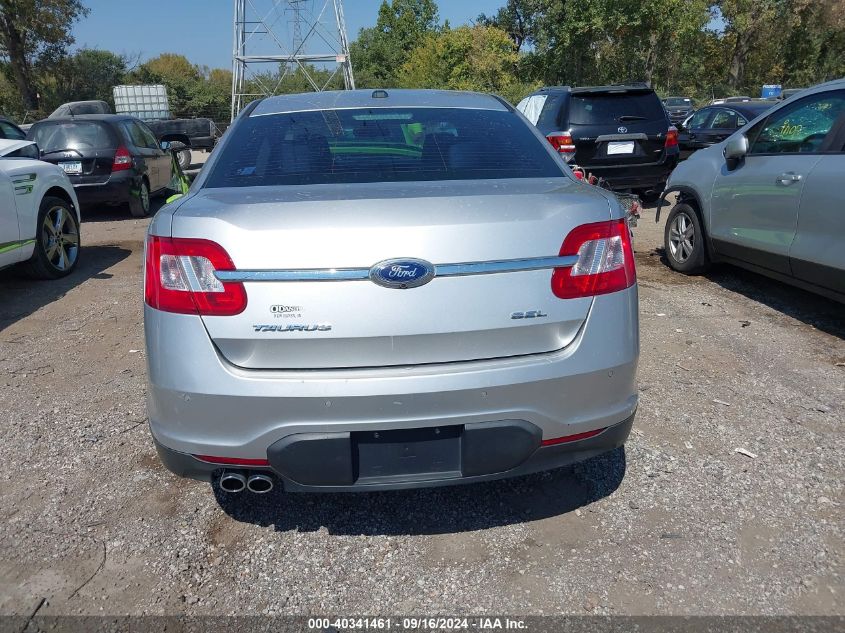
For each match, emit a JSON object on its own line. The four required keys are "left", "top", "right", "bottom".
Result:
{"left": 128, "top": 179, "right": 151, "bottom": 218}
{"left": 176, "top": 149, "right": 192, "bottom": 171}
{"left": 664, "top": 203, "right": 709, "bottom": 274}
{"left": 23, "top": 196, "right": 80, "bottom": 279}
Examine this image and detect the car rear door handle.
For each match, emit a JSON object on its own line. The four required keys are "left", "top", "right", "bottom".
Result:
{"left": 777, "top": 172, "right": 802, "bottom": 185}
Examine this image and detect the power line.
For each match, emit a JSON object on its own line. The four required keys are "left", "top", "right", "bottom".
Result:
{"left": 231, "top": 0, "right": 355, "bottom": 120}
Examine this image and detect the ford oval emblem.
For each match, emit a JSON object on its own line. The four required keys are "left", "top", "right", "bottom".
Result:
{"left": 369, "top": 258, "right": 435, "bottom": 289}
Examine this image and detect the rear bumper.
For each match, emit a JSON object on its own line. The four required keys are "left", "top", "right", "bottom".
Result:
{"left": 580, "top": 153, "right": 679, "bottom": 190}
{"left": 72, "top": 171, "right": 135, "bottom": 206}
{"left": 154, "top": 414, "right": 634, "bottom": 492}
{"left": 146, "top": 286, "right": 639, "bottom": 490}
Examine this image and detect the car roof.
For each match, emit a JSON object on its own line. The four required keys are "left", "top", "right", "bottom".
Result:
{"left": 31, "top": 114, "right": 131, "bottom": 124}
{"left": 250, "top": 89, "right": 510, "bottom": 116}
{"left": 705, "top": 102, "right": 772, "bottom": 116}
{"left": 534, "top": 84, "right": 654, "bottom": 96}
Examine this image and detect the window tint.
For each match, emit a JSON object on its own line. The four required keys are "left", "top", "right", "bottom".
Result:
{"left": 750, "top": 90, "right": 845, "bottom": 154}
{"left": 710, "top": 109, "right": 738, "bottom": 129}
{"left": 205, "top": 107, "right": 563, "bottom": 188}
{"left": 516, "top": 94, "right": 548, "bottom": 126}
{"left": 4, "top": 144, "right": 39, "bottom": 159}
{"left": 122, "top": 121, "right": 150, "bottom": 149}
{"left": 0, "top": 121, "right": 25, "bottom": 140}
{"left": 568, "top": 92, "right": 666, "bottom": 125}
{"left": 137, "top": 122, "right": 160, "bottom": 149}
{"left": 31, "top": 121, "right": 114, "bottom": 153}
{"left": 688, "top": 109, "right": 712, "bottom": 129}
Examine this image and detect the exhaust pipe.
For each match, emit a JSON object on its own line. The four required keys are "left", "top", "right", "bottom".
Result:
{"left": 247, "top": 472, "right": 274, "bottom": 494}
{"left": 219, "top": 470, "right": 247, "bottom": 493}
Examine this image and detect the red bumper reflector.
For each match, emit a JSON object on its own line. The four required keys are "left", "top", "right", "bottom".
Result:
{"left": 194, "top": 455, "right": 270, "bottom": 466}
{"left": 541, "top": 428, "right": 606, "bottom": 447}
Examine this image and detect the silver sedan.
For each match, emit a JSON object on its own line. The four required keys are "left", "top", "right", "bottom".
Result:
{"left": 143, "top": 89, "right": 639, "bottom": 495}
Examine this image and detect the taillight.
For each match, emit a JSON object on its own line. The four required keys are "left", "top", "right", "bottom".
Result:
{"left": 144, "top": 236, "right": 247, "bottom": 316}
{"left": 665, "top": 127, "right": 678, "bottom": 148}
{"left": 551, "top": 219, "right": 636, "bottom": 299}
{"left": 546, "top": 132, "right": 575, "bottom": 155}
{"left": 112, "top": 145, "right": 132, "bottom": 172}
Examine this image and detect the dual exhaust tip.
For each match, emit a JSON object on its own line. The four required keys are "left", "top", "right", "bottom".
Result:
{"left": 219, "top": 470, "right": 274, "bottom": 494}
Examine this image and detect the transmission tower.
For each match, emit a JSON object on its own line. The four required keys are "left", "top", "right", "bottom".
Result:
{"left": 231, "top": 0, "right": 355, "bottom": 120}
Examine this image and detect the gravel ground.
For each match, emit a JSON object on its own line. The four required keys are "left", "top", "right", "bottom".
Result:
{"left": 0, "top": 194, "right": 842, "bottom": 618}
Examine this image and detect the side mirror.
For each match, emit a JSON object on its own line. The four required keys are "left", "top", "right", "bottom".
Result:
{"left": 160, "top": 140, "right": 171, "bottom": 151}
{"left": 723, "top": 134, "right": 748, "bottom": 170}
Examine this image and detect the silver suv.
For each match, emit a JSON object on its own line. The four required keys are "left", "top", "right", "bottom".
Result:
{"left": 660, "top": 79, "right": 845, "bottom": 302}
{"left": 144, "top": 89, "right": 639, "bottom": 494}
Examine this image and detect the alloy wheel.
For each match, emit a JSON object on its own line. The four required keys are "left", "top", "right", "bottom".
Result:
{"left": 668, "top": 212, "right": 695, "bottom": 263}
{"left": 42, "top": 205, "right": 79, "bottom": 272}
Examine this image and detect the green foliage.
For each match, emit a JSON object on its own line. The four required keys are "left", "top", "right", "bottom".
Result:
{"left": 38, "top": 49, "right": 128, "bottom": 112}
{"left": 128, "top": 54, "right": 230, "bottom": 123}
{"left": 2, "top": 0, "right": 844, "bottom": 123}
{"left": 398, "top": 25, "right": 539, "bottom": 103}
{"left": 350, "top": 0, "right": 441, "bottom": 87}
{"left": 0, "top": 0, "right": 89, "bottom": 111}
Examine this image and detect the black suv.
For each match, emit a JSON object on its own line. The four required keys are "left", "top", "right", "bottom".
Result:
{"left": 517, "top": 85, "right": 679, "bottom": 199}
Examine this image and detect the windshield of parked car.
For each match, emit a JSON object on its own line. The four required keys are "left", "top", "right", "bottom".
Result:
{"left": 664, "top": 98, "right": 692, "bottom": 107}
{"left": 204, "top": 107, "right": 563, "bottom": 188}
{"left": 30, "top": 121, "right": 114, "bottom": 154}
{"left": 569, "top": 92, "right": 666, "bottom": 125}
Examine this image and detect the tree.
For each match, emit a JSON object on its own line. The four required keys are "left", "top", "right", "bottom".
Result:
{"left": 718, "top": 0, "right": 783, "bottom": 90}
{"left": 0, "top": 0, "right": 88, "bottom": 110}
{"left": 398, "top": 25, "right": 536, "bottom": 104}
{"left": 44, "top": 49, "right": 129, "bottom": 109}
{"left": 350, "top": 0, "right": 440, "bottom": 87}
{"left": 477, "top": 0, "right": 540, "bottom": 52}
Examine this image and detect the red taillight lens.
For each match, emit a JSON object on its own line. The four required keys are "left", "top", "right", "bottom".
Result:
{"left": 665, "top": 127, "right": 679, "bottom": 148}
{"left": 112, "top": 145, "right": 132, "bottom": 172}
{"left": 144, "top": 236, "right": 247, "bottom": 316}
{"left": 551, "top": 219, "right": 636, "bottom": 299}
{"left": 546, "top": 132, "right": 575, "bottom": 154}
{"left": 194, "top": 455, "right": 270, "bottom": 466}
{"left": 541, "top": 428, "right": 606, "bottom": 447}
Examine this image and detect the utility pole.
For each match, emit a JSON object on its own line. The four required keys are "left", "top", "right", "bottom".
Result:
{"left": 231, "top": 0, "right": 355, "bottom": 121}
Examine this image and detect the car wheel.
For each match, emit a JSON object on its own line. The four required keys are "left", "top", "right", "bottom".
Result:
{"left": 128, "top": 180, "right": 151, "bottom": 218}
{"left": 176, "top": 149, "right": 192, "bottom": 171}
{"left": 664, "top": 203, "right": 710, "bottom": 274}
{"left": 23, "top": 196, "right": 80, "bottom": 279}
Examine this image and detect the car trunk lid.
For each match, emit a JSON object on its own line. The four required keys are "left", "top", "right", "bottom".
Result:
{"left": 31, "top": 120, "right": 117, "bottom": 184}
{"left": 171, "top": 178, "right": 612, "bottom": 369}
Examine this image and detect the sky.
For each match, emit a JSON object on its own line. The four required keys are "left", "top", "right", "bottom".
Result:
{"left": 72, "top": 0, "right": 504, "bottom": 71}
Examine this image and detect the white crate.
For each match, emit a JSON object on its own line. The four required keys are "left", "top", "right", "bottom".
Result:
{"left": 112, "top": 84, "right": 172, "bottom": 120}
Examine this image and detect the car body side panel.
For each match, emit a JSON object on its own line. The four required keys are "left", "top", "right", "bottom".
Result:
{"left": 0, "top": 155, "right": 79, "bottom": 265}
{"left": 0, "top": 168, "right": 21, "bottom": 268}
{"left": 790, "top": 154, "right": 845, "bottom": 294}
{"left": 709, "top": 153, "right": 819, "bottom": 274}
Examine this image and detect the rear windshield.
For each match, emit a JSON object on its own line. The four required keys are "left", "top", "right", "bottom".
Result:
{"left": 204, "top": 107, "right": 563, "bottom": 188}
{"left": 569, "top": 92, "right": 666, "bottom": 125}
{"left": 31, "top": 121, "right": 114, "bottom": 153}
